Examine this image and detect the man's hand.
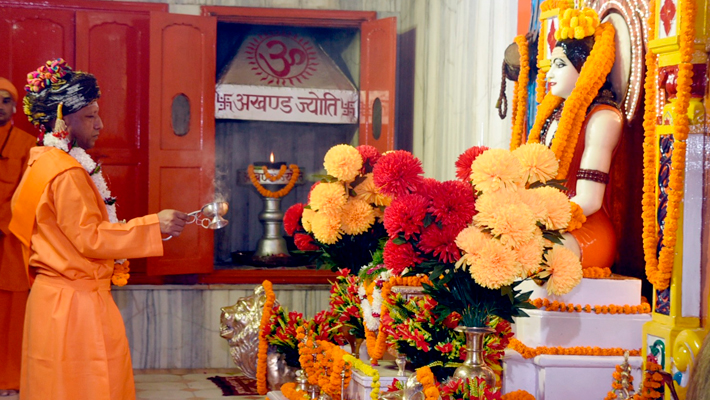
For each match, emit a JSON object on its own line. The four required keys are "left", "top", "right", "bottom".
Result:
{"left": 157, "top": 209, "right": 189, "bottom": 238}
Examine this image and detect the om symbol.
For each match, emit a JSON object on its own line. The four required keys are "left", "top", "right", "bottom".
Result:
{"left": 254, "top": 36, "right": 311, "bottom": 81}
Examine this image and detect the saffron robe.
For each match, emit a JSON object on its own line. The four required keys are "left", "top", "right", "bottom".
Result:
{"left": 0, "top": 123, "right": 35, "bottom": 390}
{"left": 10, "top": 147, "right": 163, "bottom": 400}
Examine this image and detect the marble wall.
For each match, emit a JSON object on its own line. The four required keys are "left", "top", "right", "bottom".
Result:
{"left": 113, "top": 284, "right": 330, "bottom": 369}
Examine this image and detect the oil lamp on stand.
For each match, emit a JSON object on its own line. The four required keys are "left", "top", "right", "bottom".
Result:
{"left": 238, "top": 153, "right": 302, "bottom": 264}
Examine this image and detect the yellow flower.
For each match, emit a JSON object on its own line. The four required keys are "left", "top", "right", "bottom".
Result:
{"left": 309, "top": 182, "right": 348, "bottom": 215}
{"left": 533, "top": 187, "right": 571, "bottom": 230}
{"left": 354, "top": 173, "right": 392, "bottom": 206}
{"left": 516, "top": 230, "right": 544, "bottom": 276}
{"left": 302, "top": 208, "right": 316, "bottom": 233}
{"left": 455, "top": 225, "right": 493, "bottom": 256}
{"left": 472, "top": 190, "right": 520, "bottom": 229}
{"left": 517, "top": 188, "right": 549, "bottom": 225}
{"left": 488, "top": 203, "right": 537, "bottom": 250}
{"left": 544, "top": 244, "right": 583, "bottom": 295}
{"left": 340, "top": 199, "right": 376, "bottom": 235}
{"left": 465, "top": 237, "right": 519, "bottom": 289}
{"left": 323, "top": 144, "right": 363, "bottom": 182}
{"left": 311, "top": 211, "right": 342, "bottom": 245}
{"left": 513, "top": 143, "right": 559, "bottom": 185}
{"left": 470, "top": 148, "right": 523, "bottom": 193}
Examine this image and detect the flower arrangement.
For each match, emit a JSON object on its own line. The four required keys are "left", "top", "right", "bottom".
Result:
{"left": 439, "top": 376, "right": 502, "bottom": 400}
{"left": 263, "top": 303, "right": 306, "bottom": 368}
{"left": 284, "top": 144, "right": 390, "bottom": 273}
{"left": 329, "top": 268, "right": 366, "bottom": 341}
{"left": 343, "top": 354, "right": 380, "bottom": 400}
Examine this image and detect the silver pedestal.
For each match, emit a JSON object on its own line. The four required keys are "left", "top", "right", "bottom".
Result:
{"left": 254, "top": 197, "right": 290, "bottom": 257}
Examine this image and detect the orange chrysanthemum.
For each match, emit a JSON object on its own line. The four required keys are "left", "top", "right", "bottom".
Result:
{"left": 301, "top": 207, "right": 316, "bottom": 233}
{"left": 310, "top": 211, "right": 342, "bottom": 244}
{"left": 466, "top": 238, "right": 519, "bottom": 289}
{"left": 488, "top": 203, "right": 537, "bottom": 249}
{"left": 323, "top": 144, "right": 363, "bottom": 182}
{"left": 516, "top": 230, "right": 545, "bottom": 276}
{"left": 533, "top": 187, "right": 572, "bottom": 230}
{"left": 545, "top": 244, "right": 583, "bottom": 295}
{"left": 470, "top": 148, "right": 523, "bottom": 193}
{"left": 309, "top": 182, "right": 347, "bottom": 215}
{"left": 516, "top": 188, "right": 549, "bottom": 226}
{"left": 340, "top": 198, "right": 376, "bottom": 235}
{"left": 354, "top": 173, "right": 392, "bottom": 207}
{"left": 455, "top": 225, "right": 493, "bottom": 256}
{"left": 513, "top": 143, "right": 559, "bottom": 185}
{"left": 472, "top": 190, "right": 520, "bottom": 229}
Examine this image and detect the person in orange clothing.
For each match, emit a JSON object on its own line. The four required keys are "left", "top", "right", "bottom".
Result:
{"left": 0, "top": 77, "right": 36, "bottom": 398}
{"left": 10, "top": 59, "right": 189, "bottom": 400}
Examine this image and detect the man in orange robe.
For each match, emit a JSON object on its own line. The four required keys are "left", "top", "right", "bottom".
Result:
{"left": 0, "top": 77, "right": 36, "bottom": 397}
{"left": 10, "top": 60, "right": 189, "bottom": 400}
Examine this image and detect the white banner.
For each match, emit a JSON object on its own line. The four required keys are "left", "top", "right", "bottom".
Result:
{"left": 215, "top": 85, "right": 359, "bottom": 124}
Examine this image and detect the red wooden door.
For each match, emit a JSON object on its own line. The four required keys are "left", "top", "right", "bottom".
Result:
{"left": 359, "top": 17, "right": 397, "bottom": 153}
{"left": 0, "top": 6, "right": 75, "bottom": 135}
{"left": 147, "top": 12, "right": 216, "bottom": 276}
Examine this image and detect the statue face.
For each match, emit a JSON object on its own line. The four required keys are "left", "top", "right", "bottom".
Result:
{"left": 546, "top": 47, "right": 580, "bottom": 99}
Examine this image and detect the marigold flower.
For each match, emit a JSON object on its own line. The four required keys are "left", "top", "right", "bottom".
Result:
{"left": 340, "top": 198, "right": 376, "bottom": 235}
{"left": 383, "top": 240, "right": 423, "bottom": 275}
{"left": 323, "top": 144, "right": 363, "bottom": 182}
{"left": 513, "top": 142, "right": 559, "bottom": 185}
{"left": 428, "top": 180, "right": 476, "bottom": 230}
{"left": 301, "top": 207, "right": 316, "bottom": 232}
{"left": 545, "top": 244, "right": 583, "bottom": 295}
{"left": 465, "top": 237, "right": 519, "bottom": 289}
{"left": 470, "top": 148, "right": 523, "bottom": 193}
{"left": 383, "top": 194, "right": 429, "bottom": 240}
{"left": 353, "top": 173, "right": 392, "bottom": 207}
{"left": 373, "top": 150, "right": 425, "bottom": 199}
{"left": 311, "top": 211, "right": 342, "bottom": 245}
{"left": 284, "top": 203, "right": 305, "bottom": 236}
{"left": 533, "top": 186, "right": 572, "bottom": 230}
{"left": 488, "top": 203, "right": 537, "bottom": 249}
{"left": 516, "top": 230, "right": 544, "bottom": 276}
{"left": 309, "top": 182, "right": 347, "bottom": 215}
{"left": 455, "top": 146, "right": 489, "bottom": 183}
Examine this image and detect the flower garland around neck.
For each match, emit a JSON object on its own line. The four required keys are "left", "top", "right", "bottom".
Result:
{"left": 531, "top": 298, "right": 651, "bottom": 314}
{"left": 256, "top": 280, "right": 276, "bottom": 395}
{"left": 280, "top": 382, "right": 309, "bottom": 400}
{"left": 247, "top": 164, "right": 300, "bottom": 198}
{"left": 415, "top": 366, "right": 439, "bottom": 400}
{"left": 365, "top": 275, "right": 432, "bottom": 364}
{"left": 528, "top": 22, "right": 616, "bottom": 180}
{"left": 508, "top": 337, "right": 640, "bottom": 359}
{"left": 43, "top": 103, "right": 129, "bottom": 286}
{"left": 510, "top": 34, "right": 530, "bottom": 150}
{"left": 642, "top": 0, "right": 695, "bottom": 291}
{"left": 360, "top": 270, "right": 391, "bottom": 335}
{"left": 344, "top": 354, "right": 380, "bottom": 400}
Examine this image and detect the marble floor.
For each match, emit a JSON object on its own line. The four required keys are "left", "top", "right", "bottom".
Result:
{"left": 3, "top": 369, "right": 261, "bottom": 400}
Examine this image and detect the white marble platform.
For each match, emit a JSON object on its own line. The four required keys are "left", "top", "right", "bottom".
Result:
{"left": 112, "top": 283, "right": 330, "bottom": 369}
{"left": 516, "top": 276, "right": 644, "bottom": 307}
{"left": 503, "top": 350, "right": 643, "bottom": 400}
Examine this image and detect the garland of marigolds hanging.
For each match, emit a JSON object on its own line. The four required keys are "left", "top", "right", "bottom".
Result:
{"left": 641, "top": 0, "right": 695, "bottom": 291}
{"left": 508, "top": 337, "right": 640, "bottom": 359}
{"left": 248, "top": 164, "right": 300, "bottom": 198}
{"left": 528, "top": 20, "right": 616, "bottom": 179}
{"left": 416, "top": 366, "right": 440, "bottom": 400}
{"left": 510, "top": 34, "right": 530, "bottom": 150}
{"left": 256, "top": 280, "right": 276, "bottom": 395}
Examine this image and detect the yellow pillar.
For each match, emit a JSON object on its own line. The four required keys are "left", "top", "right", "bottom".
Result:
{"left": 642, "top": 0, "right": 708, "bottom": 398}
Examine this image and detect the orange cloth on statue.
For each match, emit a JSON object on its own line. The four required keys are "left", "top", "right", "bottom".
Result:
{"left": 566, "top": 104, "right": 622, "bottom": 270}
{"left": 11, "top": 147, "right": 164, "bottom": 400}
{"left": 0, "top": 123, "right": 35, "bottom": 391}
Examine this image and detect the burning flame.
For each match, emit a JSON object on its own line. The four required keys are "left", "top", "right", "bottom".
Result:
{"left": 270, "top": 152, "right": 275, "bottom": 163}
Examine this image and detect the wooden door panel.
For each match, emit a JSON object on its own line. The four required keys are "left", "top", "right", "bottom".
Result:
{"left": 148, "top": 12, "right": 216, "bottom": 276}
{"left": 0, "top": 6, "right": 75, "bottom": 135}
{"left": 359, "top": 17, "right": 397, "bottom": 153}
{"left": 76, "top": 11, "right": 150, "bottom": 224}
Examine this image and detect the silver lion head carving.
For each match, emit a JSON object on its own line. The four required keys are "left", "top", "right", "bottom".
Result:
{"left": 379, "top": 373, "right": 425, "bottom": 400}
{"left": 219, "top": 284, "right": 296, "bottom": 390}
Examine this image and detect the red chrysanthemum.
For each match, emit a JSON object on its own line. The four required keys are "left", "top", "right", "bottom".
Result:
{"left": 428, "top": 180, "right": 476, "bottom": 230}
{"left": 372, "top": 150, "right": 424, "bottom": 199}
{"left": 356, "top": 145, "right": 381, "bottom": 173}
{"left": 283, "top": 203, "right": 305, "bottom": 236}
{"left": 417, "top": 224, "right": 462, "bottom": 263}
{"left": 383, "top": 194, "right": 429, "bottom": 240}
{"left": 414, "top": 177, "right": 441, "bottom": 200}
{"left": 294, "top": 233, "right": 319, "bottom": 251}
{"left": 383, "top": 240, "right": 423, "bottom": 275}
{"left": 455, "top": 146, "right": 489, "bottom": 182}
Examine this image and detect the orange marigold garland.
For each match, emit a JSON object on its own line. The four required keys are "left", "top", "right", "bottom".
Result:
{"left": 416, "top": 366, "right": 440, "bottom": 400}
{"left": 582, "top": 266, "right": 612, "bottom": 278}
{"left": 262, "top": 164, "right": 288, "bottom": 181}
{"left": 248, "top": 164, "right": 300, "bottom": 198}
{"left": 510, "top": 34, "right": 530, "bottom": 150}
{"left": 502, "top": 390, "right": 536, "bottom": 400}
{"left": 508, "top": 337, "right": 640, "bottom": 359}
{"left": 605, "top": 363, "right": 635, "bottom": 400}
{"left": 642, "top": 0, "right": 695, "bottom": 290}
{"left": 280, "top": 382, "right": 309, "bottom": 400}
{"left": 257, "top": 280, "right": 276, "bottom": 395}
{"left": 632, "top": 360, "right": 664, "bottom": 399}
{"left": 531, "top": 298, "right": 651, "bottom": 314}
{"left": 566, "top": 201, "right": 587, "bottom": 232}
